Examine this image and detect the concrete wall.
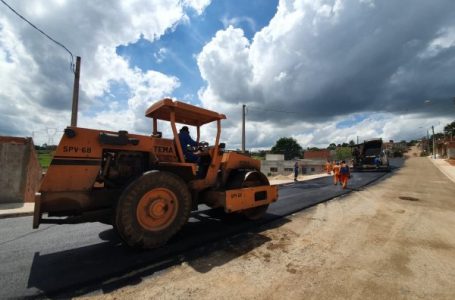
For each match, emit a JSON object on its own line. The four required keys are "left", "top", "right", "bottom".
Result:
{"left": 261, "top": 160, "right": 296, "bottom": 176}
{"left": 448, "top": 148, "right": 455, "bottom": 159}
{"left": 447, "top": 142, "right": 455, "bottom": 159}
{"left": 0, "top": 137, "right": 42, "bottom": 203}
{"left": 261, "top": 159, "right": 325, "bottom": 176}
{"left": 300, "top": 159, "right": 325, "bottom": 174}
{"left": 434, "top": 141, "right": 455, "bottom": 159}
{"left": 265, "top": 154, "right": 285, "bottom": 161}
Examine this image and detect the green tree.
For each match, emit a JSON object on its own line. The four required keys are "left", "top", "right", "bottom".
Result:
{"left": 349, "top": 140, "right": 355, "bottom": 146}
{"left": 327, "top": 143, "right": 337, "bottom": 150}
{"left": 407, "top": 140, "right": 417, "bottom": 146}
{"left": 335, "top": 147, "right": 352, "bottom": 161}
{"left": 444, "top": 121, "right": 455, "bottom": 137}
{"left": 271, "top": 137, "right": 303, "bottom": 160}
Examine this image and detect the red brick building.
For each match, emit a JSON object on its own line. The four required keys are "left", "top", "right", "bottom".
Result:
{"left": 303, "top": 149, "right": 332, "bottom": 160}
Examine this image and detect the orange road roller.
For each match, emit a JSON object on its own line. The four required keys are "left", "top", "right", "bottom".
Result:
{"left": 33, "top": 98, "right": 278, "bottom": 248}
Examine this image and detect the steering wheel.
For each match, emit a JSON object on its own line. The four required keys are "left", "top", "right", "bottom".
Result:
{"left": 198, "top": 141, "right": 209, "bottom": 151}
{"left": 186, "top": 141, "right": 209, "bottom": 152}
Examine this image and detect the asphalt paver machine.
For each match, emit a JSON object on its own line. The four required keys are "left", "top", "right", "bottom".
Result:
{"left": 352, "top": 138, "right": 390, "bottom": 171}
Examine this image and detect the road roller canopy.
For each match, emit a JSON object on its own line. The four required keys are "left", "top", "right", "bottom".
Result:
{"left": 145, "top": 98, "right": 226, "bottom": 126}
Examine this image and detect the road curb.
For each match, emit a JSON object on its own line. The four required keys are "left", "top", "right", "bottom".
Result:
{"left": 0, "top": 211, "right": 34, "bottom": 219}
{"left": 428, "top": 157, "right": 455, "bottom": 183}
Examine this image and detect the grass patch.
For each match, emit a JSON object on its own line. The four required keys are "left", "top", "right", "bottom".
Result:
{"left": 251, "top": 155, "right": 264, "bottom": 160}
{"left": 37, "top": 150, "right": 54, "bottom": 169}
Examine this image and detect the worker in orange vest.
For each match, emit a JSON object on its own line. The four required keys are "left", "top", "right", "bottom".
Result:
{"left": 325, "top": 159, "right": 332, "bottom": 174}
{"left": 332, "top": 161, "right": 340, "bottom": 185}
{"left": 339, "top": 160, "right": 351, "bottom": 189}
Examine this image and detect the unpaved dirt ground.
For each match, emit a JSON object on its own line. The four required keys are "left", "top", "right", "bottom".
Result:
{"left": 86, "top": 150, "right": 455, "bottom": 299}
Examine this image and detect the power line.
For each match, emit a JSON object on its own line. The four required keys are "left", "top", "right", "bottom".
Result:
{"left": 0, "top": 0, "right": 75, "bottom": 73}
{"left": 247, "top": 106, "right": 301, "bottom": 115}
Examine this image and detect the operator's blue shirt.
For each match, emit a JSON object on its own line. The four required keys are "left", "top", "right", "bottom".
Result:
{"left": 179, "top": 131, "right": 198, "bottom": 162}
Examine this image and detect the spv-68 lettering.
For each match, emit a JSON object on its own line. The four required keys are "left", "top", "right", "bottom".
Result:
{"left": 63, "top": 146, "right": 91, "bottom": 153}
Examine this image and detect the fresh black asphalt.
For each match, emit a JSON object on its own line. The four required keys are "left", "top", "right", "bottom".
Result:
{"left": 0, "top": 161, "right": 402, "bottom": 298}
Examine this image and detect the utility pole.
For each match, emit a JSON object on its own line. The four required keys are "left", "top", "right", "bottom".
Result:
{"left": 432, "top": 125, "right": 436, "bottom": 159}
{"left": 426, "top": 129, "right": 430, "bottom": 154}
{"left": 71, "top": 56, "right": 81, "bottom": 127}
{"left": 356, "top": 136, "right": 359, "bottom": 144}
{"left": 242, "top": 104, "right": 246, "bottom": 153}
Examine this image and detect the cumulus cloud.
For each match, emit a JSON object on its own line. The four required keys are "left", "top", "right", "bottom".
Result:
{"left": 198, "top": 0, "right": 455, "bottom": 149}
{"left": 0, "top": 0, "right": 210, "bottom": 144}
{"left": 221, "top": 16, "right": 257, "bottom": 33}
{"left": 2, "top": 0, "right": 454, "bottom": 150}
{"left": 183, "top": 0, "right": 212, "bottom": 15}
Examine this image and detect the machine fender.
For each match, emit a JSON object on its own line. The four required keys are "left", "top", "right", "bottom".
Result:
{"left": 143, "top": 169, "right": 160, "bottom": 176}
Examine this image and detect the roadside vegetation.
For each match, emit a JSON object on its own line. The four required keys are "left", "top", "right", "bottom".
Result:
{"left": 35, "top": 144, "right": 56, "bottom": 169}
{"left": 265, "top": 137, "right": 356, "bottom": 160}
{"left": 254, "top": 132, "right": 446, "bottom": 161}
{"left": 37, "top": 150, "right": 53, "bottom": 169}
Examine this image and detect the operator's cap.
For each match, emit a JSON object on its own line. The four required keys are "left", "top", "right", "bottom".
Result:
{"left": 180, "top": 126, "right": 189, "bottom": 132}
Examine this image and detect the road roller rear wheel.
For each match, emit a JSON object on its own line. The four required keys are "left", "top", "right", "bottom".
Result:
{"left": 115, "top": 171, "right": 191, "bottom": 248}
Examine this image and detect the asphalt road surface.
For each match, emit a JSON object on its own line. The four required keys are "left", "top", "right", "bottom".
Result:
{"left": 0, "top": 161, "right": 402, "bottom": 298}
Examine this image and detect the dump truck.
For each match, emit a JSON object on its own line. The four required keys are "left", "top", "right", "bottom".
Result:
{"left": 33, "top": 98, "right": 278, "bottom": 248}
{"left": 352, "top": 138, "right": 390, "bottom": 171}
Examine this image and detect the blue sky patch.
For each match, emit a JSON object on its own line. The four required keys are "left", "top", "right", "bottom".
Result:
{"left": 86, "top": 80, "right": 131, "bottom": 117}
{"left": 336, "top": 113, "right": 370, "bottom": 129}
{"left": 116, "top": 0, "right": 278, "bottom": 104}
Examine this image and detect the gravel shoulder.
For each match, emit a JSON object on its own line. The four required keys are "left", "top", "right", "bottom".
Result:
{"left": 85, "top": 154, "right": 455, "bottom": 300}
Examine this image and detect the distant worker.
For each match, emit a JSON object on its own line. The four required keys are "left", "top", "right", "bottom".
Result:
{"left": 325, "top": 159, "right": 333, "bottom": 174}
{"left": 339, "top": 160, "right": 351, "bottom": 189}
{"left": 178, "top": 126, "right": 199, "bottom": 163}
{"left": 294, "top": 161, "right": 299, "bottom": 182}
{"left": 332, "top": 161, "right": 340, "bottom": 185}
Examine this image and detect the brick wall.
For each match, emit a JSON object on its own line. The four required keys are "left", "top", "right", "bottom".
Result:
{"left": 0, "top": 137, "right": 42, "bottom": 203}
{"left": 303, "top": 150, "right": 331, "bottom": 160}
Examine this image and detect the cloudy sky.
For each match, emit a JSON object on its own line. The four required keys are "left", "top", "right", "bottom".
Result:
{"left": 1, "top": 0, "right": 454, "bottom": 149}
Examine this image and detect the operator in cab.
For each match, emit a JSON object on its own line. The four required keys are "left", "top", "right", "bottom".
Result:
{"left": 178, "top": 126, "right": 200, "bottom": 163}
